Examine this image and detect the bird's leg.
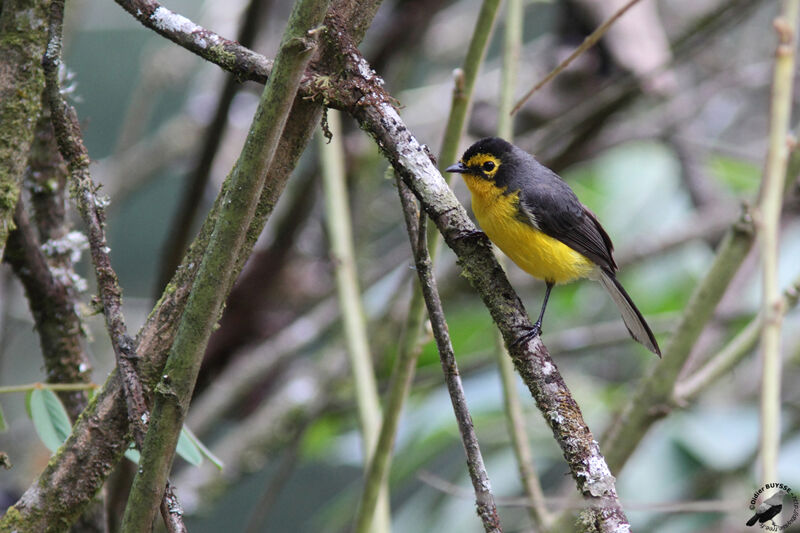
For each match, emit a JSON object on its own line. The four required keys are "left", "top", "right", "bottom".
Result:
{"left": 512, "top": 281, "right": 554, "bottom": 347}
{"left": 534, "top": 281, "right": 554, "bottom": 333}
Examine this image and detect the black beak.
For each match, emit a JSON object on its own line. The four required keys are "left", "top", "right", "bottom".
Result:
{"left": 445, "top": 162, "right": 469, "bottom": 174}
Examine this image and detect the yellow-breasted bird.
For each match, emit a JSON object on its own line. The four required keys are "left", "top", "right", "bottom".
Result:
{"left": 446, "top": 137, "right": 661, "bottom": 356}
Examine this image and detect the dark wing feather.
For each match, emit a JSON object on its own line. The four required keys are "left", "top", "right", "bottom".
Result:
{"left": 513, "top": 162, "right": 617, "bottom": 272}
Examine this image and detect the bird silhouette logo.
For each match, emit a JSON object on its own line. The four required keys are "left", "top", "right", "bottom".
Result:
{"left": 746, "top": 484, "right": 798, "bottom": 530}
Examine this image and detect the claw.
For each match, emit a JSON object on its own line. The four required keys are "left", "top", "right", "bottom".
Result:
{"left": 511, "top": 322, "right": 541, "bottom": 348}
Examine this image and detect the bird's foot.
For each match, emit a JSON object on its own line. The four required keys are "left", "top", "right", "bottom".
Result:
{"left": 511, "top": 321, "right": 542, "bottom": 348}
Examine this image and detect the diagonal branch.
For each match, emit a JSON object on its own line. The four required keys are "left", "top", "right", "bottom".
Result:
{"left": 319, "top": 41, "right": 630, "bottom": 532}
{"left": 1, "top": 2, "right": 384, "bottom": 529}
{"left": 674, "top": 271, "right": 800, "bottom": 404}
{"left": 42, "top": 0, "right": 148, "bottom": 448}
{"left": 601, "top": 208, "right": 755, "bottom": 473}
{"left": 396, "top": 177, "right": 502, "bottom": 533}
{"left": 4, "top": 202, "right": 91, "bottom": 421}
{"left": 113, "top": 0, "right": 273, "bottom": 83}
{"left": 156, "top": 0, "right": 273, "bottom": 294}
{"left": 119, "top": 0, "right": 329, "bottom": 529}
{"left": 356, "top": 0, "right": 503, "bottom": 528}
{"left": 41, "top": 1, "right": 190, "bottom": 531}
{"left": 511, "top": 0, "right": 644, "bottom": 114}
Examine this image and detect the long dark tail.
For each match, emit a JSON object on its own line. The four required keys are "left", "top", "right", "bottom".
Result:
{"left": 599, "top": 269, "right": 661, "bottom": 356}
{"left": 746, "top": 513, "right": 760, "bottom": 527}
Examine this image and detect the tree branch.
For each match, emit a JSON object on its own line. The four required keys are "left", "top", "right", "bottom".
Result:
{"left": 396, "top": 177, "right": 502, "bottom": 533}
{"left": 0, "top": 0, "right": 49, "bottom": 259}
{"left": 119, "top": 0, "right": 329, "bottom": 528}
{"left": 159, "top": 482, "right": 188, "bottom": 533}
{"left": 156, "top": 0, "right": 272, "bottom": 294}
{"left": 601, "top": 208, "right": 755, "bottom": 473}
{"left": 4, "top": 202, "right": 91, "bottom": 420}
{"left": 113, "top": 0, "right": 273, "bottom": 83}
{"left": 1, "top": 2, "right": 384, "bottom": 527}
{"left": 511, "top": 0, "right": 644, "bottom": 114}
{"left": 355, "top": 0, "right": 503, "bottom": 527}
{"left": 756, "top": 0, "right": 798, "bottom": 484}
{"left": 320, "top": 42, "right": 629, "bottom": 532}
{"left": 42, "top": 0, "right": 150, "bottom": 448}
{"left": 674, "top": 271, "right": 800, "bottom": 403}
{"left": 321, "top": 110, "right": 392, "bottom": 533}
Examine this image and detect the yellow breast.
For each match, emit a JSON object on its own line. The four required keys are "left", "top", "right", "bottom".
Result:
{"left": 462, "top": 175, "right": 595, "bottom": 284}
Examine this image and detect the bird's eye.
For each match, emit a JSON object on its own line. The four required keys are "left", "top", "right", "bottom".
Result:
{"left": 482, "top": 161, "right": 496, "bottom": 172}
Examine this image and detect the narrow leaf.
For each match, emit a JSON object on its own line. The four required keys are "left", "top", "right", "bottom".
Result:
{"left": 0, "top": 402, "right": 7, "bottom": 432}
{"left": 176, "top": 428, "right": 204, "bottom": 466}
{"left": 183, "top": 425, "right": 224, "bottom": 470}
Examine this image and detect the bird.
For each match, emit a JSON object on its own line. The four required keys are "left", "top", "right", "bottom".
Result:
{"left": 747, "top": 490, "right": 787, "bottom": 527}
{"left": 446, "top": 137, "right": 660, "bottom": 356}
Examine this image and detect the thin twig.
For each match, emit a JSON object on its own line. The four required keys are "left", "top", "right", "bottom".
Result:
{"left": 419, "top": 471, "right": 744, "bottom": 514}
{"left": 356, "top": 1, "right": 503, "bottom": 528}
{"left": 159, "top": 482, "right": 187, "bottom": 533}
{"left": 119, "top": 0, "right": 329, "bottom": 529}
{"left": 113, "top": 0, "right": 273, "bottom": 83}
{"left": 0, "top": 382, "right": 98, "bottom": 394}
{"left": 322, "top": 41, "right": 629, "bottom": 531}
{"left": 495, "top": 0, "right": 550, "bottom": 528}
{"left": 674, "top": 272, "right": 800, "bottom": 403}
{"left": 397, "top": 177, "right": 502, "bottom": 533}
{"left": 156, "top": 0, "right": 272, "bottom": 294}
{"left": 601, "top": 207, "right": 755, "bottom": 473}
{"left": 320, "top": 110, "right": 391, "bottom": 533}
{"left": 511, "top": 0, "right": 644, "bottom": 114}
{"left": 756, "top": 0, "right": 799, "bottom": 484}
{"left": 41, "top": 2, "right": 191, "bottom": 531}
{"left": 42, "top": 0, "right": 148, "bottom": 448}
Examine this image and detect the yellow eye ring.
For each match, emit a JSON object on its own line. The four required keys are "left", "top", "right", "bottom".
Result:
{"left": 482, "top": 161, "right": 495, "bottom": 172}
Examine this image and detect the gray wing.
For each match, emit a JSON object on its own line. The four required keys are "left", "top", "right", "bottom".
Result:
{"left": 514, "top": 165, "right": 617, "bottom": 272}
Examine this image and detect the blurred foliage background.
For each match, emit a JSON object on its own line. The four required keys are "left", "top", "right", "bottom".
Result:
{"left": 2, "top": 0, "right": 800, "bottom": 531}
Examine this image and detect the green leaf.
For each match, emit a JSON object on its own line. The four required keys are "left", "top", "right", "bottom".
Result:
{"left": 0, "top": 402, "right": 7, "bottom": 432}
{"left": 182, "top": 426, "right": 223, "bottom": 470}
{"left": 176, "top": 427, "right": 204, "bottom": 466}
{"left": 27, "top": 388, "right": 72, "bottom": 453}
{"left": 121, "top": 427, "right": 219, "bottom": 468}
